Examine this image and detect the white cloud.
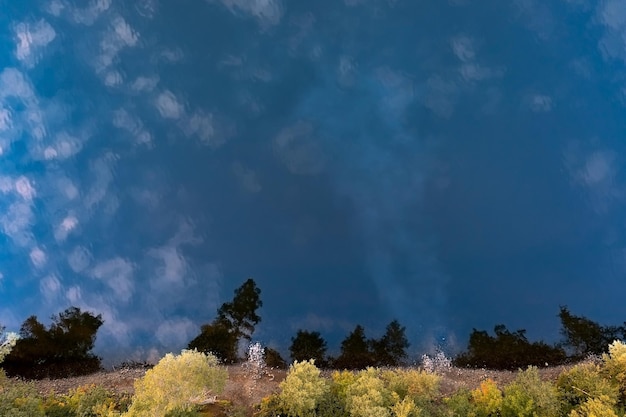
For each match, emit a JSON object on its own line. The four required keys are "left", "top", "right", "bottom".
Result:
{"left": 68, "top": 0, "right": 112, "bottom": 25}
{"left": 68, "top": 245, "right": 93, "bottom": 273}
{"left": 183, "top": 110, "right": 222, "bottom": 147}
{"left": 159, "top": 48, "right": 184, "bottom": 62}
{"left": 232, "top": 161, "right": 262, "bottom": 193}
{"left": 155, "top": 90, "right": 184, "bottom": 119}
{"left": 84, "top": 152, "right": 118, "bottom": 211}
{"left": 451, "top": 35, "right": 475, "bottom": 62}
{"left": 90, "top": 257, "right": 135, "bottom": 302}
{"left": 529, "top": 94, "right": 553, "bottom": 112}
{"left": 582, "top": 151, "right": 615, "bottom": 185}
{"left": 66, "top": 285, "right": 82, "bottom": 303}
{"left": 94, "top": 15, "right": 139, "bottom": 78}
{"left": 43, "top": 131, "right": 84, "bottom": 160}
{"left": 131, "top": 75, "right": 159, "bottom": 92}
{"left": 1, "top": 201, "right": 34, "bottom": 246}
{"left": 209, "top": 0, "right": 284, "bottom": 26}
{"left": 155, "top": 318, "right": 196, "bottom": 347}
{"left": 135, "top": 0, "right": 159, "bottom": 18}
{"left": 0, "top": 108, "right": 12, "bottom": 131}
{"left": 112, "top": 16, "right": 139, "bottom": 46}
{"left": 30, "top": 247, "right": 47, "bottom": 268}
{"left": 273, "top": 121, "right": 325, "bottom": 175}
{"left": 54, "top": 215, "right": 78, "bottom": 241}
{"left": 45, "top": 0, "right": 66, "bottom": 16}
{"left": 149, "top": 245, "right": 188, "bottom": 286}
{"left": 56, "top": 177, "right": 79, "bottom": 200}
{"left": 14, "top": 20, "right": 56, "bottom": 67}
{"left": 459, "top": 63, "right": 504, "bottom": 82}
{"left": 596, "top": 0, "right": 626, "bottom": 64}
{"left": 337, "top": 55, "right": 358, "bottom": 88}
{"left": 422, "top": 75, "right": 458, "bottom": 118}
{"left": 15, "top": 176, "right": 36, "bottom": 200}
{"left": 112, "top": 108, "right": 152, "bottom": 146}
{"left": 40, "top": 274, "right": 61, "bottom": 300}
{"left": 563, "top": 143, "right": 623, "bottom": 213}
{"left": 0, "top": 177, "right": 12, "bottom": 193}
{"left": 104, "top": 71, "right": 123, "bottom": 87}
{"left": 0, "top": 68, "right": 35, "bottom": 100}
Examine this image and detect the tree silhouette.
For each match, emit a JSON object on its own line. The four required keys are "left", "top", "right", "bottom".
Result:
{"left": 217, "top": 278, "right": 262, "bottom": 342}
{"left": 2, "top": 307, "right": 103, "bottom": 379}
{"left": 289, "top": 330, "right": 328, "bottom": 367}
{"left": 333, "top": 325, "right": 375, "bottom": 369}
{"left": 370, "top": 320, "right": 410, "bottom": 367}
{"left": 188, "top": 278, "right": 263, "bottom": 363}
{"left": 454, "top": 324, "right": 567, "bottom": 370}
{"left": 558, "top": 306, "right": 626, "bottom": 359}
{"left": 188, "top": 318, "right": 238, "bottom": 363}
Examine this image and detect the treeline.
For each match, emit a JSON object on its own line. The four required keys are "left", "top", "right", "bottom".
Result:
{"left": 1, "top": 278, "right": 625, "bottom": 379}
{"left": 1, "top": 307, "right": 103, "bottom": 379}
{"left": 187, "top": 279, "right": 626, "bottom": 371}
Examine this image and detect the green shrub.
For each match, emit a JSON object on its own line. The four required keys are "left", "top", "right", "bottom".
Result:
{"left": 569, "top": 396, "right": 619, "bottom": 417}
{"left": 443, "top": 389, "right": 475, "bottom": 417}
{"left": 602, "top": 340, "right": 626, "bottom": 406}
{"left": 163, "top": 408, "right": 201, "bottom": 417}
{"left": 556, "top": 362, "right": 618, "bottom": 415}
{"left": 62, "top": 384, "right": 119, "bottom": 417}
{"left": 382, "top": 369, "right": 441, "bottom": 405}
{"left": 254, "top": 394, "right": 283, "bottom": 417}
{"left": 278, "top": 359, "right": 329, "bottom": 417}
{"left": 501, "top": 366, "right": 559, "bottom": 417}
{"left": 345, "top": 368, "right": 392, "bottom": 417}
{"left": 389, "top": 394, "right": 420, "bottom": 417}
{"left": 124, "top": 349, "right": 227, "bottom": 417}
{"left": 471, "top": 378, "right": 502, "bottom": 417}
{"left": 0, "top": 370, "right": 45, "bottom": 417}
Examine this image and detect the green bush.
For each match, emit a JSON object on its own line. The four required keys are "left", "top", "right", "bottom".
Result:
{"left": 61, "top": 384, "right": 119, "bottom": 417}
{"left": 602, "top": 340, "right": 626, "bottom": 406}
{"left": 556, "top": 362, "right": 618, "bottom": 415}
{"left": 382, "top": 369, "right": 441, "bottom": 405}
{"left": 0, "top": 370, "right": 45, "bottom": 417}
{"left": 443, "top": 389, "right": 475, "bottom": 417}
{"left": 471, "top": 378, "right": 502, "bottom": 417}
{"left": 501, "top": 366, "right": 559, "bottom": 417}
{"left": 569, "top": 396, "right": 619, "bottom": 417}
{"left": 345, "top": 368, "right": 392, "bottom": 417}
{"left": 124, "top": 349, "right": 227, "bottom": 417}
{"left": 254, "top": 394, "right": 283, "bottom": 417}
{"left": 278, "top": 359, "right": 329, "bottom": 417}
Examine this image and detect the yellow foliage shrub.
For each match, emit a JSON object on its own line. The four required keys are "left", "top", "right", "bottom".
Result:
{"left": 278, "top": 359, "right": 329, "bottom": 417}
{"left": 124, "top": 349, "right": 227, "bottom": 417}
{"left": 471, "top": 379, "right": 502, "bottom": 417}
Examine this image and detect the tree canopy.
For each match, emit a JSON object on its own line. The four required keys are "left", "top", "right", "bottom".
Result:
{"left": 2, "top": 306, "right": 104, "bottom": 379}
{"left": 188, "top": 278, "right": 263, "bottom": 363}
{"left": 289, "top": 330, "right": 328, "bottom": 367}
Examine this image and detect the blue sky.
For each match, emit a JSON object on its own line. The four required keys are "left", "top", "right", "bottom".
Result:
{"left": 1, "top": 0, "right": 626, "bottom": 365}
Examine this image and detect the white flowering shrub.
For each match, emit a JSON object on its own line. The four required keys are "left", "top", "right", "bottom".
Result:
{"left": 421, "top": 350, "right": 451, "bottom": 374}
{"left": 243, "top": 341, "right": 266, "bottom": 381}
{"left": 0, "top": 331, "right": 18, "bottom": 364}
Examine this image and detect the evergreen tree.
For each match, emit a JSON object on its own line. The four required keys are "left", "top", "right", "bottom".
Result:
{"left": 370, "top": 319, "right": 410, "bottom": 367}
{"left": 333, "top": 325, "right": 375, "bottom": 369}
{"left": 289, "top": 330, "right": 328, "bottom": 366}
